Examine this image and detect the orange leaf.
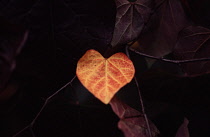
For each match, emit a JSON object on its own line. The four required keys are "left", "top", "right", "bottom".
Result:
{"left": 76, "top": 49, "right": 135, "bottom": 104}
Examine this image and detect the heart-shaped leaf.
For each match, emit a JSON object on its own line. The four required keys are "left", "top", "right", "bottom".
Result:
{"left": 76, "top": 49, "right": 135, "bottom": 104}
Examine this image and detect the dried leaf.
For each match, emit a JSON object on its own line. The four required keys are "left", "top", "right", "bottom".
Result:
{"left": 111, "top": 0, "right": 153, "bottom": 46}
{"left": 110, "top": 97, "right": 159, "bottom": 137}
{"left": 76, "top": 49, "right": 135, "bottom": 104}
{"left": 173, "top": 26, "right": 210, "bottom": 75}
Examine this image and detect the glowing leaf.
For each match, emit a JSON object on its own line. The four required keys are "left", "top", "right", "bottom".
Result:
{"left": 76, "top": 49, "right": 135, "bottom": 104}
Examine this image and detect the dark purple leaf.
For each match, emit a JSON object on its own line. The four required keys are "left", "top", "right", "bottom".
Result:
{"left": 110, "top": 97, "right": 159, "bottom": 137}
{"left": 173, "top": 26, "right": 210, "bottom": 75}
{"left": 175, "top": 118, "right": 189, "bottom": 137}
{"left": 111, "top": 0, "right": 153, "bottom": 46}
{"left": 137, "top": 0, "right": 190, "bottom": 57}
{"left": 0, "top": 17, "right": 28, "bottom": 93}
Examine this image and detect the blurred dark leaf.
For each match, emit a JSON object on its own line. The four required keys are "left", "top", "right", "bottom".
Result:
{"left": 139, "top": 70, "right": 210, "bottom": 136}
{"left": 0, "top": 17, "right": 28, "bottom": 93}
{"left": 139, "top": 70, "right": 210, "bottom": 106}
{"left": 110, "top": 97, "right": 159, "bottom": 137}
{"left": 181, "top": 0, "right": 210, "bottom": 29}
{"left": 175, "top": 118, "right": 189, "bottom": 137}
{"left": 0, "top": 0, "right": 116, "bottom": 96}
{"left": 137, "top": 0, "right": 190, "bottom": 57}
{"left": 111, "top": 0, "right": 153, "bottom": 47}
{"left": 173, "top": 25, "right": 210, "bottom": 76}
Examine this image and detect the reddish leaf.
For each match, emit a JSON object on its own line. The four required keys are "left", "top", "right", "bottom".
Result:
{"left": 137, "top": 0, "right": 190, "bottom": 57}
{"left": 111, "top": 0, "right": 153, "bottom": 46}
{"left": 76, "top": 49, "right": 135, "bottom": 104}
{"left": 173, "top": 26, "right": 210, "bottom": 75}
{"left": 110, "top": 97, "right": 159, "bottom": 137}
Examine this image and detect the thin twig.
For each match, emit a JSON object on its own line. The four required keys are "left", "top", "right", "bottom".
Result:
{"left": 126, "top": 46, "right": 153, "bottom": 137}
{"left": 128, "top": 47, "right": 210, "bottom": 64}
{"left": 30, "top": 127, "right": 36, "bottom": 137}
{"left": 12, "top": 125, "right": 30, "bottom": 137}
{"left": 31, "top": 75, "right": 76, "bottom": 126}
{"left": 134, "top": 77, "right": 153, "bottom": 137}
{"left": 13, "top": 75, "right": 77, "bottom": 137}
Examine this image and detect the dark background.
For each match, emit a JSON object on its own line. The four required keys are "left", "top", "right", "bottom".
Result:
{"left": 0, "top": 0, "right": 210, "bottom": 137}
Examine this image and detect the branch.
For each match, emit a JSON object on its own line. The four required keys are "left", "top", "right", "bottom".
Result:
{"left": 13, "top": 75, "right": 77, "bottom": 137}
{"left": 128, "top": 47, "right": 210, "bottom": 64}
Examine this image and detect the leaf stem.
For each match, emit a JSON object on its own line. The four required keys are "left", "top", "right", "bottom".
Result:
{"left": 12, "top": 75, "right": 77, "bottom": 137}
{"left": 134, "top": 76, "right": 153, "bottom": 137}
{"left": 125, "top": 46, "right": 153, "bottom": 137}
